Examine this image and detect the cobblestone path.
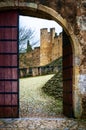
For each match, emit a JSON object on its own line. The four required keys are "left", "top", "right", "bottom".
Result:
{"left": 0, "top": 75, "right": 86, "bottom": 129}
{"left": 19, "top": 75, "right": 63, "bottom": 118}
{"left": 0, "top": 117, "right": 86, "bottom": 130}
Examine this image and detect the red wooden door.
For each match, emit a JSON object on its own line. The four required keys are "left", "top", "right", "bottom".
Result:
{"left": 0, "top": 11, "right": 19, "bottom": 118}
{"left": 62, "top": 30, "right": 74, "bottom": 117}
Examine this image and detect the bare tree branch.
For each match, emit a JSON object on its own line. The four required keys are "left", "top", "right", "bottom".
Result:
{"left": 19, "top": 26, "right": 39, "bottom": 53}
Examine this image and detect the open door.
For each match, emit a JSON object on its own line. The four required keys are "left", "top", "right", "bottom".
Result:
{"left": 63, "top": 30, "right": 74, "bottom": 117}
{"left": 0, "top": 10, "right": 19, "bottom": 118}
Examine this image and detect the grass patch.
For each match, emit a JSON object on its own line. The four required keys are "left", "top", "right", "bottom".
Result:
{"left": 42, "top": 70, "right": 63, "bottom": 100}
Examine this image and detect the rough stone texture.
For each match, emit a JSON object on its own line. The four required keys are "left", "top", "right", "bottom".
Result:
{"left": 81, "top": 94, "right": 86, "bottom": 118}
{"left": 56, "top": 0, "right": 77, "bottom": 23}
{"left": 0, "top": 118, "right": 86, "bottom": 130}
{"left": 40, "top": 28, "right": 62, "bottom": 66}
{"left": 19, "top": 47, "right": 40, "bottom": 68}
{"left": 17, "top": 0, "right": 86, "bottom": 72}
{"left": 38, "top": 0, "right": 86, "bottom": 72}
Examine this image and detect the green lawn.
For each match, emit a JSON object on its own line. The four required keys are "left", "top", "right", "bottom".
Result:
{"left": 19, "top": 75, "right": 63, "bottom": 117}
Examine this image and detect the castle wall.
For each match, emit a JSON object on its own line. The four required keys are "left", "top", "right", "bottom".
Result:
{"left": 0, "top": 0, "right": 86, "bottom": 119}
{"left": 40, "top": 28, "right": 52, "bottom": 66}
{"left": 52, "top": 33, "right": 62, "bottom": 61}
{"left": 40, "top": 28, "right": 62, "bottom": 66}
{"left": 20, "top": 28, "right": 62, "bottom": 68}
{"left": 32, "top": 47, "right": 40, "bottom": 66}
{"left": 19, "top": 47, "right": 40, "bottom": 68}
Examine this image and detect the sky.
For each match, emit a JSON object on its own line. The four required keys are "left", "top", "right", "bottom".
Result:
{"left": 19, "top": 15, "right": 62, "bottom": 48}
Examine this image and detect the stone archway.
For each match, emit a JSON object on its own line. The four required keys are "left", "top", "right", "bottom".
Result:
{"left": 0, "top": 1, "right": 82, "bottom": 118}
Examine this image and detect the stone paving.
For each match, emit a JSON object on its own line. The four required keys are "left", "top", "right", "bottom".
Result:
{"left": 0, "top": 117, "right": 86, "bottom": 130}
{"left": 0, "top": 76, "right": 85, "bottom": 130}
{"left": 20, "top": 75, "right": 63, "bottom": 118}
{"left": 6, "top": 76, "right": 85, "bottom": 130}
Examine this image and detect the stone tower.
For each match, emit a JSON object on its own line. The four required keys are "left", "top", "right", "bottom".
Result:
{"left": 40, "top": 28, "right": 56, "bottom": 66}
{"left": 40, "top": 28, "right": 52, "bottom": 66}
{"left": 40, "top": 28, "right": 62, "bottom": 66}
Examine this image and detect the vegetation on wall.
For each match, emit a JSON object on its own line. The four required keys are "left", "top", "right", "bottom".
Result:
{"left": 42, "top": 57, "right": 63, "bottom": 100}
{"left": 47, "top": 57, "right": 62, "bottom": 68}
{"left": 42, "top": 69, "right": 63, "bottom": 100}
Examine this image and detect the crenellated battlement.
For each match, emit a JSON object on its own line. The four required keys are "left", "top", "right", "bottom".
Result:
{"left": 40, "top": 28, "right": 62, "bottom": 66}
{"left": 20, "top": 28, "right": 62, "bottom": 67}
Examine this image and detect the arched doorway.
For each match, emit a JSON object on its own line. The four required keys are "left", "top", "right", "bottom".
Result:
{"left": 0, "top": 2, "right": 81, "bottom": 118}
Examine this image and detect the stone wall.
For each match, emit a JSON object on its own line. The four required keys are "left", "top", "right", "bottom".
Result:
{"left": 20, "top": 28, "right": 62, "bottom": 68}
{"left": 19, "top": 47, "right": 40, "bottom": 68}
{"left": 0, "top": 0, "right": 86, "bottom": 118}
{"left": 19, "top": 66, "right": 58, "bottom": 77}
{"left": 6, "top": 0, "right": 85, "bottom": 70}
{"left": 40, "top": 28, "right": 62, "bottom": 66}
{"left": 40, "top": 28, "right": 52, "bottom": 66}
{"left": 52, "top": 33, "right": 62, "bottom": 61}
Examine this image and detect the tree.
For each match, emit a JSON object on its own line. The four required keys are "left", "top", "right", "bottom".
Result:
{"left": 19, "top": 26, "right": 39, "bottom": 53}
{"left": 26, "top": 40, "right": 32, "bottom": 53}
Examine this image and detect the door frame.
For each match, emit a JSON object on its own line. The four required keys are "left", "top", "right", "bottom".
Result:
{"left": 0, "top": 2, "right": 82, "bottom": 118}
